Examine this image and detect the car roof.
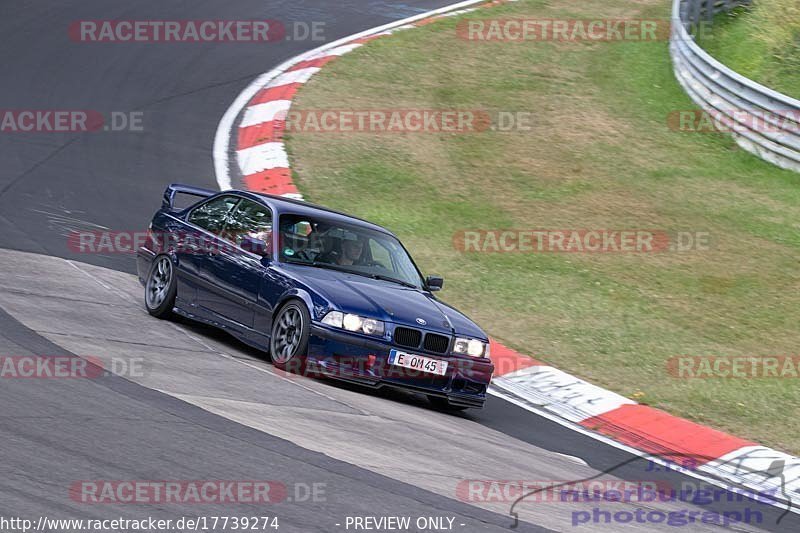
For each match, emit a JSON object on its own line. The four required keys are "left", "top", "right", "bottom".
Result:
{"left": 224, "top": 190, "right": 396, "bottom": 237}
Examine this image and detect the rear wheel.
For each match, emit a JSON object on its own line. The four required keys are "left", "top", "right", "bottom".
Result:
{"left": 428, "top": 395, "right": 469, "bottom": 411}
{"left": 144, "top": 255, "right": 177, "bottom": 318}
{"left": 270, "top": 300, "right": 310, "bottom": 373}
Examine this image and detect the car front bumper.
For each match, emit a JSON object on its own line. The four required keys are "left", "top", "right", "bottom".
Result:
{"left": 306, "top": 324, "right": 493, "bottom": 408}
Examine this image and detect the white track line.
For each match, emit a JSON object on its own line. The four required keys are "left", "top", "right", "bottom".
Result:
{"left": 213, "top": 0, "right": 492, "bottom": 191}
{"left": 212, "top": 0, "right": 800, "bottom": 519}
{"left": 488, "top": 387, "right": 799, "bottom": 517}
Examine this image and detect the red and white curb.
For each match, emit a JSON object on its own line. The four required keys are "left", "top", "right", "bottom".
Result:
{"left": 213, "top": 0, "right": 799, "bottom": 515}
{"left": 213, "top": 0, "right": 511, "bottom": 198}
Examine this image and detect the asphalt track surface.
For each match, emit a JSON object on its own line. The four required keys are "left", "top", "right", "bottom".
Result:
{"left": 0, "top": 1, "right": 796, "bottom": 532}
{"left": 0, "top": 0, "right": 462, "bottom": 274}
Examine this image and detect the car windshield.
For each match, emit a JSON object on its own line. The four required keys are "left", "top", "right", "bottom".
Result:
{"left": 278, "top": 214, "right": 424, "bottom": 289}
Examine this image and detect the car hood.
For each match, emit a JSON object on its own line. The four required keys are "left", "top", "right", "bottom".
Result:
{"left": 279, "top": 264, "right": 487, "bottom": 339}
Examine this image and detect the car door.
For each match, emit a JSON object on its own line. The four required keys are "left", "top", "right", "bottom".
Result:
{"left": 201, "top": 198, "right": 274, "bottom": 328}
{"left": 180, "top": 194, "right": 241, "bottom": 308}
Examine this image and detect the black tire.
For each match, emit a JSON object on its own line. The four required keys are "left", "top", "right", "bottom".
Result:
{"left": 144, "top": 255, "right": 177, "bottom": 319}
{"left": 269, "top": 300, "right": 310, "bottom": 373}
{"left": 428, "top": 395, "right": 469, "bottom": 411}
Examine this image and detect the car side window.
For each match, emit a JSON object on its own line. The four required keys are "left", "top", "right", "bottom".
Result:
{"left": 369, "top": 239, "right": 392, "bottom": 270}
{"left": 187, "top": 195, "right": 239, "bottom": 235}
{"left": 280, "top": 219, "right": 314, "bottom": 260}
{"left": 225, "top": 200, "right": 273, "bottom": 247}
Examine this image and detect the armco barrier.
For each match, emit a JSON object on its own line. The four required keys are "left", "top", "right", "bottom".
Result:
{"left": 670, "top": 0, "right": 800, "bottom": 172}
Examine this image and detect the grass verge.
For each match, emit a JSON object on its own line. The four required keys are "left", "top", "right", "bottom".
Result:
{"left": 286, "top": 0, "right": 800, "bottom": 453}
{"left": 696, "top": 0, "right": 800, "bottom": 99}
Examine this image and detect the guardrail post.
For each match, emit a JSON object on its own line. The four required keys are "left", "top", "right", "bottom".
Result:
{"left": 690, "top": 0, "right": 702, "bottom": 28}
{"left": 704, "top": 0, "right": 715, "bottom": 23}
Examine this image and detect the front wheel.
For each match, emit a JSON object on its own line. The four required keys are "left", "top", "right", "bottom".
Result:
{"left": 270, "top": 300, "right": 310, "bottom": 373}
{"left": 145, "top": 255, "right": 177, "bottom": 318}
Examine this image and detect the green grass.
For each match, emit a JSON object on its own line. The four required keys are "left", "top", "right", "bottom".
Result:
{"left": 696, "top": 1, "right": 800, "bottom": 98}
{"left": 286, "top": 0, "right": 800, "bottom": 453}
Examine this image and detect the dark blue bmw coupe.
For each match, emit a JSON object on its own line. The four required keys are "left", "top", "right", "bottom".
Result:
{"left": 138, "top": 184, "right": 494, "bottom": 409}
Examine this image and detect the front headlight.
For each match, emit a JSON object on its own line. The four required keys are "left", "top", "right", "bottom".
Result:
{"left": 453, "top": 337, "right": 489, "bottom": 358}
{"left": 321, "top": 311, "right": 385, "bottom": 336}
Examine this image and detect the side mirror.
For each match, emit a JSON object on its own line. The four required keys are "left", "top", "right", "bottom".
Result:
{"left": 426, "top": 275, "right": 444, "bottom": 292}
{"left": 241, "top": 235, "right": 271, "bottom": 257}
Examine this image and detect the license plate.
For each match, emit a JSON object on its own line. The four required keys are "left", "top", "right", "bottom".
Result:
{"left": 388, "top": 349, "right": 448, "bottom": 376}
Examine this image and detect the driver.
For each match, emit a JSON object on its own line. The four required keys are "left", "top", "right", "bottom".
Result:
{"left": 336, "top": 232, "right": 365, "bottom": 266}
{"left": 317, "top": 230, "right": 367, "bottom": 266}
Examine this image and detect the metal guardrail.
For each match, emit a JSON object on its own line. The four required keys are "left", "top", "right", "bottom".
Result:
{"left": 670, "top": 0, "right": 800, "bottom": 172}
